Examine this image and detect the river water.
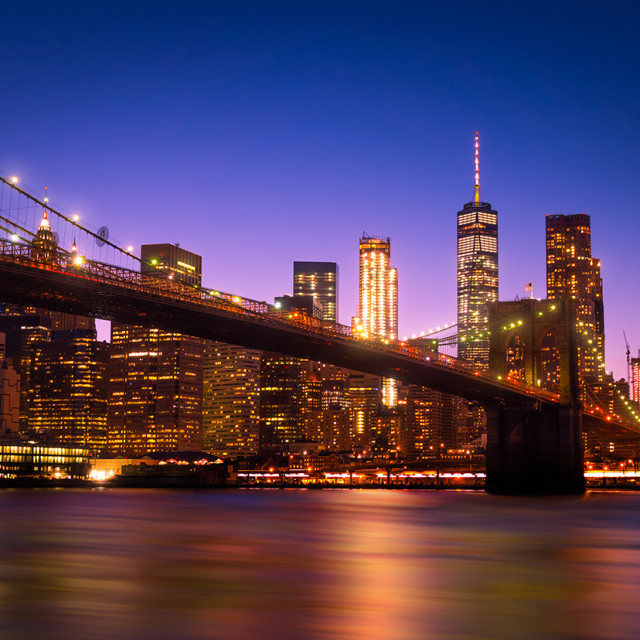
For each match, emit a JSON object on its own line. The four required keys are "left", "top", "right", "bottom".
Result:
{"left": 0, "top": 488, "right": 639, "bottom": 640}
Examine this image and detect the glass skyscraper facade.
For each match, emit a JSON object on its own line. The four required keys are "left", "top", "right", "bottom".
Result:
{"left": 456, "top": 133, "right": 498, "bottom": 367}
{"left": 293, "top": 261, "right": 338, "bottom": 323}
{"left": 546, "top": 213, "right": 604, "bottom": 381}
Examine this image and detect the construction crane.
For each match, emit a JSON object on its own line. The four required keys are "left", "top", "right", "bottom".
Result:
{"left": 624, "top": 330, "right": 631, "bottom": 388}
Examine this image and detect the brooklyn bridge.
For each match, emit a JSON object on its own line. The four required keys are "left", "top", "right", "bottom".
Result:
{"left": 0, "top": 176, "right": 638, "bottom": 494}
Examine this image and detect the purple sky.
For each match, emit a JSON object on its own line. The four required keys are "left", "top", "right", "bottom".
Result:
{"left": 1, "top": 1, "right": 638, "bottom": 380}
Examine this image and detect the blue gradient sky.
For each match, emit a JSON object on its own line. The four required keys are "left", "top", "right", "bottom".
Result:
{"left": 1, "top": 1, "right": 638, "bottom": 379}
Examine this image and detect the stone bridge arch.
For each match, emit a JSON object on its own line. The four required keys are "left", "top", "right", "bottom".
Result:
{"left": 488, "top": 298, "right": 578, "bottom": 400}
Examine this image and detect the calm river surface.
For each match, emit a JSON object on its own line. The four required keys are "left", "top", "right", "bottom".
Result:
{"left": 1, "top": 488, "right": 639, "bottom": 640}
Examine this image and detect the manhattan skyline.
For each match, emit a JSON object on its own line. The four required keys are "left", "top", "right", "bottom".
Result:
{"left": 1, "top": 0, "right": 638, "bottom": 380}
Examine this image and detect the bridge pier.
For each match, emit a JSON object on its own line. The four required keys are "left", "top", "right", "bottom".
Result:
{"left": 485, "top": 403, "right": 585, "bottom": 495}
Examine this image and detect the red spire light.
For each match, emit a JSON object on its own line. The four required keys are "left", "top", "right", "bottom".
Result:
{"left": 474, "top": 131, "right": 480, "bottom": 204}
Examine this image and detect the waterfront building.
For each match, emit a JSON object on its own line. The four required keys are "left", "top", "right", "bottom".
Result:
{"left": 27, "top": 329, "right": 109, "bottom": 450}
{"left": 108, "top": 244, "right": 203, "bottom": 456}
{"left": 293, "top": 261, "right": 338, "bottom": 323}
{"left": 354, "top": 235, "right": 398, "bottom": 406}
{"left": 0, "top": 440, "right": 90, "bottom": 478}
{"left": 202, "top": 341, "right": 261, "bottom": 457}
{"left": 456, "top": 132, "right": 498, "bottom": 367}
{"left": 546, "top": 213, "right": 604, "bottom": 381}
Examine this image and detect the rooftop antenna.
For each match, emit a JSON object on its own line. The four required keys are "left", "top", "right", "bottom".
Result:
{"left": 474, "top": 131, "right": 481, "bottom": 204}
{"left": 40, "top": 187, "right": 50, "bottom": 228}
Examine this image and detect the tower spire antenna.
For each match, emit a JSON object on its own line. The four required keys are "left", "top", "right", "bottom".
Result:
{"left": 39, "top": 186, "right": 50, "bottom": 228}
{"left": 474, "top": 131, "right": 480, "bottom": 204}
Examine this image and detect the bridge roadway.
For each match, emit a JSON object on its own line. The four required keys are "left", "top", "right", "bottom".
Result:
{"left": 0, "top": 241, "right": 565, "bottom": 406}
{"left": 3, "top": 242, "right": 640, "bottom": 442}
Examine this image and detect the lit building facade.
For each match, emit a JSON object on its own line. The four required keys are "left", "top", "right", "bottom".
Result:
{"left": 202, "top": 341, "right": 261, "bottom": 457}
{"left": 0, "top": 359, "right": 20, "bottom": 436}
{"left": 27, "top": 329, "right": 109, "bottom": 450}
{"left": 631, "top": 352, "right": 640, "bottom": 405}
{"left": 31, "top": 209, "right": 58, "bottom": 264}
{"left": 108, "top": 324, "right": 203, "bottom": 455}
{"left": 400, "top": 384, "right": 457, "bottom": 459}
{"left": 108, "top": 244, "right": 204, "bottom": 456}
{"left": 0, "top": 441, "right": 90, "bottom": 478}
{"left": 347, "top": 371, "right": 381, "bottom": 448}
{"left": 354, "top": 236, "right": 398, "bottom": 406}
{"left": 546, "top": 213, "right": 604, "bottom": 381}
{"left": 141, "top": 243, "right": 202, "bottom": 286}
{"left": 259, "top": 353, "right": 311, "bottom": 447}
{"left": 293, "top": 261, "right": 338, "bottom": 323}
{"left": 457, "top": 132, "right": 498, "bottom": 366}
{"left": 0, "top": 306, "right": 94, "bottom": 434}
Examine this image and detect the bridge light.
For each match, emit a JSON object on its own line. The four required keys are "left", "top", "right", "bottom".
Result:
{"left": 73, "top": 255, "right": 84, "bottom": 267}
{"left": 9, "top": 176, "right": 18, "bottom": 184}
{"left": 72, "top": 214, "right": 79, "bottom": 221}
{"left": 127, "top": 245, "right": 134, "bottom": 252}
{"left": 10, "top": 234, "right": 19, "bottom": 242}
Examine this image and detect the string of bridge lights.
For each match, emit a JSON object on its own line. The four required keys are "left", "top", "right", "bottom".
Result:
{"left": 2, "top": 177, "right": 137, "bottom": 254}
{"left": 402, "top": 322, "right": 457, "bottom": 341}
{"left": 485, "top": 302, "right": 639, "bottom": 425}
{"left": 406, "top": 304, "right": 639, "bottom": 427}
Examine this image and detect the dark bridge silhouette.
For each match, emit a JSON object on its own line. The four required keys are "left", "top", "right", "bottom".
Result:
{"left": 0, "top": 176, "right": 638, "bottom": 494}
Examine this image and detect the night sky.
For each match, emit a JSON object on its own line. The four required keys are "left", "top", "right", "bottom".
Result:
{"left": 1, "top": 1, "right": 638, "bottom": 379}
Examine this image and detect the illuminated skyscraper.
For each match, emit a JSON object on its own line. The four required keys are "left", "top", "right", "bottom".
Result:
{"left": 202, "top": 341, "right": 261, "bottom": 457}
{"left": 546, "top": 213, "right": 604, "bottom": 381}
{"left": 28, "top": 329, "right": 109, "bottom": 450}
{"left": 632, "top": 352, "right": 640, "bottom": 405}
{"left": 293, "top": 262, "right": 338, "bottom": 323}
{"left": 259, "top": 355, "right": 317, "bottom": 446}
{"left": 108, "top": 244, "right": 203, "bottom": 456}
{"left": 354, "top": 235, "right": 398, "bottom": 406}
{"left": 31, "top": 209, "right": 57, "bottom": 264}
{"left": 457, "top": 132, "right": 498, "bottom": 366}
